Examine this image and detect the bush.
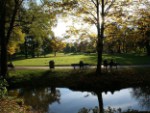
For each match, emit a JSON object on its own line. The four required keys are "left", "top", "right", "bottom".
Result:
{"left": 0, "top": 77, "right": 8, "bottom": 98}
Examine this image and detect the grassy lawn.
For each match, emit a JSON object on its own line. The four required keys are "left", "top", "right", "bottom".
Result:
{"left": 12, "top": 53, "right": 150, "bottom": 66}
{"left": 7, "top": 68, "right": 150, "bottom": 90}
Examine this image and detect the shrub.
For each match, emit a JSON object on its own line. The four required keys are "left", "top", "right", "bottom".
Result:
{"left": 0, "top": 77, "right": 8, "bottom": 98}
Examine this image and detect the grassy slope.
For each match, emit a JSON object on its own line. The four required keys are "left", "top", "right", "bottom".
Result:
{"left": 13, "top": 53, "right": 150, "bottom": 66}
{"left": 8, "top": 68, "right": 150, "bottom": 91}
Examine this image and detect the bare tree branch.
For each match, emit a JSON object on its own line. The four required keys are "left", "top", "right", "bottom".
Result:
{"left": 79, "top": 0, "right": 96, "bottom": 10}
{"left": 89, "top": 11, "right": 97, "bottom": 22}
{"left": 105, "top": 0, "right": 116, "bottom": 15}
{"left": 90, "top": 0, "right": 97, "bottom": 7}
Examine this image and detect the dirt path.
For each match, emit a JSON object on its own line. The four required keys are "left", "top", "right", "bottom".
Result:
{"left": 13, "top": 65, "right": 150, "bottom": 70}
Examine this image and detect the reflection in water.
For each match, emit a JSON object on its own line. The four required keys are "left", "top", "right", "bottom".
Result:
{"left": 131, "top": 86, "right": 150, "bottom": 110}
{"left": 97, "top": 92, "right": 104, "bottom": 113}
{"left": 8, "top": 87, "right": 150, "bottom": 113}
{"left": 9, "top": 87, "right": 60, "bottom": 112}
{"left": 78, "top": 91, "right": 104, "bottom": 113}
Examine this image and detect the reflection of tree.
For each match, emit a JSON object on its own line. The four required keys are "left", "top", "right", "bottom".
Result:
{"left": 131, "top": 87, "right": 150, "bottom": 109}
{"left": 78, "top": 91, "right": 104, "bottom": 113}
{"left": 96, "top": 92, "right": 104, "bottom": 113}
{"left": 14, "top": 87, "right": 60, "bottom": 112}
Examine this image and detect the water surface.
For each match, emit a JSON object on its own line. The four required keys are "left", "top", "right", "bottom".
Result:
{"left": 8, "top": 87, "right": 150, "bottom": 113}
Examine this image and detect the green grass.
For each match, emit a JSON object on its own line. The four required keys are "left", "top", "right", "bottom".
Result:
{"left": 12, "top": 53, "right": 150, "bottom": 66}
{"left": 7, "top": 68, "right": 150, "bottom": 90}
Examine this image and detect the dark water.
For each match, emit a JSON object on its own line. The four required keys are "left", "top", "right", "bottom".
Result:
{"left": 8, "top": 87, "right": 150, "bottom": 113}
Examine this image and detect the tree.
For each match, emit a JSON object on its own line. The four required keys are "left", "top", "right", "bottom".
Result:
{"left": 7, "top": 27, "right": 25, "bottom": 60}
{"left": 70, "top": 45, "right": 76, "bottom": 53}
{"left": 51, "top": 38, "right": 65, "bottom": 56}
{"left": 104, "top": 23, "right": 137, "bottom": 54}
{"left": 101, "top": 0, "right": 150, "bottom": 54}
{"left": 20, "top": 1, "right": 56, "bottom": 58}
{"left": 0, "top": 0, "right": 6, "bottom": 76}
{"left": 134, "top": 0, "right": 150, "bottom": 55}
{"left": 64, "top": 43, "right": 71, "bottom": 53}
{"left": 71, "top": 0, "right": 132, "bottom": 75}
{"left": 42, "top": 38, "right": 53, "bottom": 57}
{"left": 0, "top": 0, "right": 23, "bottom": 77}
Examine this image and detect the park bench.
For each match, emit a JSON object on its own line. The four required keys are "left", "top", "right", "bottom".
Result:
{"left": 7, "top": 62, "right": 15, "bottom": 69}
{"left": 103, "top": 59, "right": 119, "bottom": 70}
{"left": 71, "top": 62, "right": 90, "bottom": 70}
{"left": 109, "top": 62, "right": 118, "bottom": 69}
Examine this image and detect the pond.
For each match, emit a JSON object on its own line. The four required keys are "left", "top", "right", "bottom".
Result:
{"left": 8, "top": 87, "right": 150, "bottom": 113}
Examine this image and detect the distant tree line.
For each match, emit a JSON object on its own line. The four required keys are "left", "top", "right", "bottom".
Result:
{"left": 63, "top": 41, "right": 96, "bottom": 54}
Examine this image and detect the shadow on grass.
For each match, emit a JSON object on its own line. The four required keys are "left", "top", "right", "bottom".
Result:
{"left": 7, "top": 68, "right": 150, "bottom": 92}
{"left": 82, "top": 53, "right": 150, "bottom": 65}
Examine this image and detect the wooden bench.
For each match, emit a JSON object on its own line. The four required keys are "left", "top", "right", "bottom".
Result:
{"left": 109, "top": 62, "right": 118, "bottom": 69}
{"left": 7, "top": 63, "right": 15, "bottom": 69}
{"left": 71, "top": 63, "right": 90, "bottom": 70}
{"left": 103, "top": 59, "right": 119, "bottom": 70}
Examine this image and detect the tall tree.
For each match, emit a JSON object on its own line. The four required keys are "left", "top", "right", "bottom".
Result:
{"left": 20, "top": 1, "right": 56, "bottom": 58}
{"left": 0, "top": 0, "right": 6, "bottom": 76}
{"left": 0, "top": 0, "right": 23, "bottom": 77}
{"left": 72, "top": 0, "right": 130, "bottom": 75}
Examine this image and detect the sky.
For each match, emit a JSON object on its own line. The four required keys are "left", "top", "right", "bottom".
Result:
{"left": 52, "top": 19, "right": 70, "bottom": 38}
{"left": 52, "top": 19, "right": 78, "bottom": 42}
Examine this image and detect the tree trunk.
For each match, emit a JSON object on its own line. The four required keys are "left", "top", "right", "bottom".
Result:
{"left": 54, "top": 51, "right": 57, "bottom": 57}
{"left": 146, "top": 31, "right": 150, "bottom": 56}
{"left": 31, "top": 38, "right": 35, "bottom": 58}
{"left": 97, "top": 92, "right": 104, "bottom": 113}
{"left": 96, "top": 31, "right": 102, "bottom": 75}
{"left": 96, "top": 0, "right": 104, "bottom": 76}
{"left": 96, "top": 0, "right": 101, "bottom": 75}
{"left": 145, "top": 40, "right": 150, "bottom": 56}
{"left": 6, "top": 0, "right": 19, "bottom": 44}
{"left": 24, "top": 36, "right": 28, "bottom": 58}
{"left": 32, "top": 44, "right": 35, "bottom": 58}
{"left": 1, "top": 41, "right": 8, "bottom": 77}
{"left": 122, "top": 36, "right": 126, "bottom": 53}
{"left": 0, "top": 0, "right": 8, "bottom": 78}
{"left": 117, "top": 41, "right": 121, "bottom": 53}
{"left": 0, "top": 0, "right": 22, "bottom": 77}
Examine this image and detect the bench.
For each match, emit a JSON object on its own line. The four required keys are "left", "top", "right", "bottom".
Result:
{"left": 7, "top": 62, "right": 15, "bottom": 69}
{"left": 109, "top": 62, "right": 118, "bottom": 69}
{"left": 103, "top": 59, "right": 119, "bottom": 70}
{"left": 71, "top": 63, "right": 90, "bottom": 70}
